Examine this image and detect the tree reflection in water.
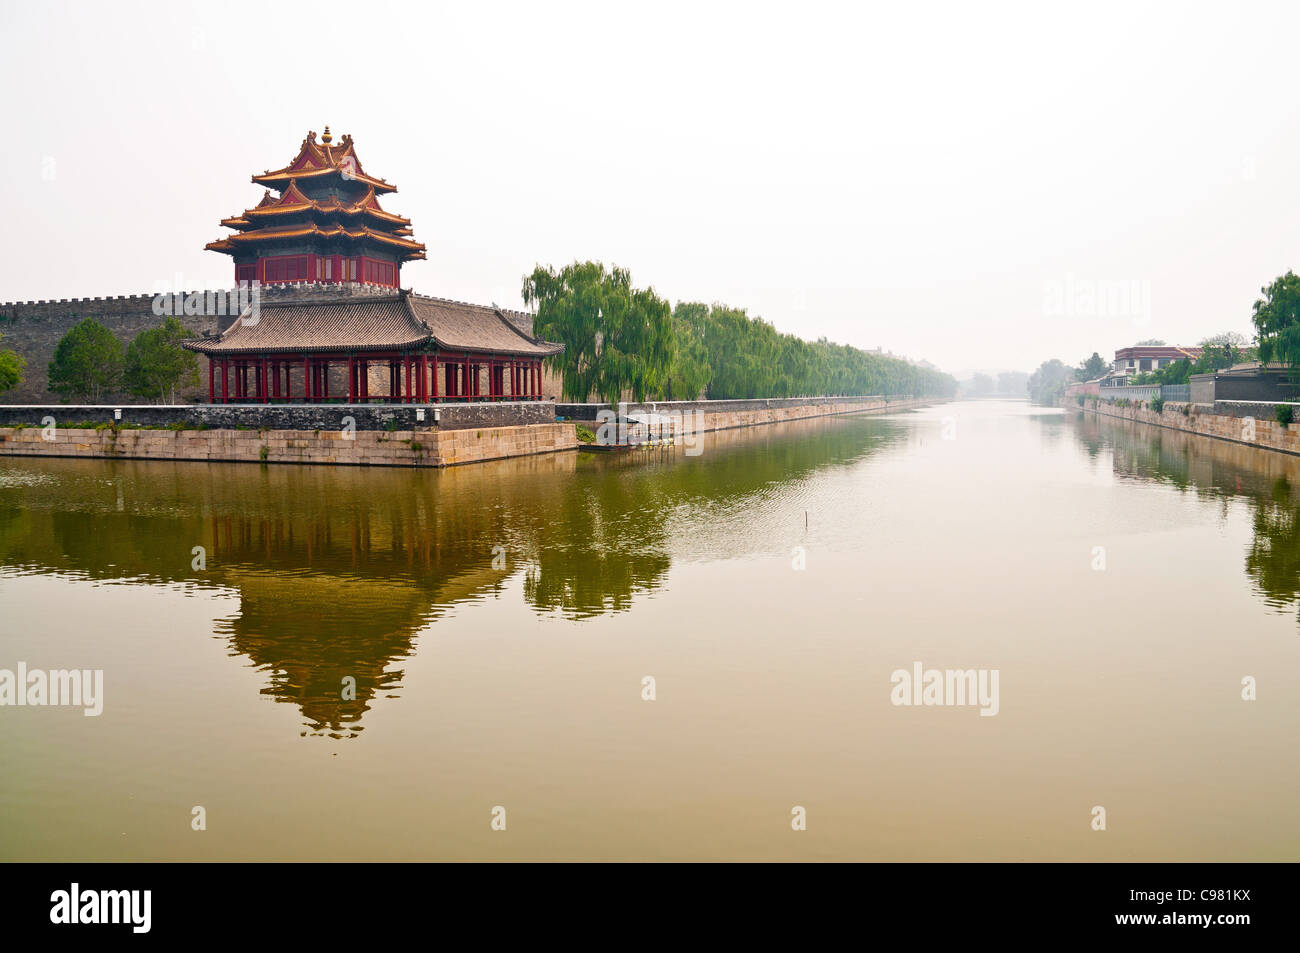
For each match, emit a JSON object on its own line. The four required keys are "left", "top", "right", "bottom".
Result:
{"left": 1076, "top": 411, "right": 1300, "bottom": 620}
{"left": 0, "top": 415, "right": 902, "bottom": 734}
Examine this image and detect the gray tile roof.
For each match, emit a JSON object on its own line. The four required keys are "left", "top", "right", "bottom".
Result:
{"left": 183, "top": 288, "right": 563, "bottom": 357}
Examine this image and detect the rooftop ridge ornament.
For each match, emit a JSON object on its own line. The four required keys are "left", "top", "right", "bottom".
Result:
{"left": 208, "top": 130, "right": 425, "bottom": 288}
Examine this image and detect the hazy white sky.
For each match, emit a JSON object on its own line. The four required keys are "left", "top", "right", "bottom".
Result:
{"left": 3, "top": 0, "right": 1299, "bottom": 375}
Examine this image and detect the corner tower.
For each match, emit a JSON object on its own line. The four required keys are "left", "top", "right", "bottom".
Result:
{"left": 205, "top": 127, "right": 426, "bottom": 288}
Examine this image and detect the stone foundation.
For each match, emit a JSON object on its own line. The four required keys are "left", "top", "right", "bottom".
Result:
{"left": 557, "top": 395, "right": 928, "bottom": 432}
{"left": 1081, "top": 399, "right": 1300, "bottom": 456}
{"left": 0, "top": 422, "right": 577, "bottom": 468}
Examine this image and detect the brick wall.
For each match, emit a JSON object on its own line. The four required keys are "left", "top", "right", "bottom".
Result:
{"left": 0, "top": 293, "right": 225, "bottom": 404}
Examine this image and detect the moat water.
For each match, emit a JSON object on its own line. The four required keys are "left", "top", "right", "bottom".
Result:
{"left": 1, "top": 400, "right": 1296, "bottom": 860}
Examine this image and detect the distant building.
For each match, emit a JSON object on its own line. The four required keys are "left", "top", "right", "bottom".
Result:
{"left": 1111, "top": 345, "right": 1202, "bottom": 376}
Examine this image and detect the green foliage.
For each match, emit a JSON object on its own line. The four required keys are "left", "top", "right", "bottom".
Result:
{"left": 1075, "top": 394, "right": 1085, "bottom": 407}
{"left": 1150, "top": 394, "right": 1165, "bottom": 414}
{"left": 659, "top": 303, "right": 711, "bottom": 400}
{"left": 574, "top": 423, "right": 596, "bottom": 444}
{"left": 1027, "top": 359, "right": 1072, "bottom": 404}
{"left": 48, "top": 318, "right": 124, "bottom": 402}
{"left": 0, "top": 333, "right": 26, "bottom": 395}
{"left": 523, "top": 261, "right": 675, "bottom": 404}
{"left": 524, "top": 261, "right": 955, "bottom": 403}
{"left": 1076, "top": 352, "right": 1108, "bottom": 381}
{"left": 1276, "top": 404, "right": 1294, "bottom": 428}
{"left": 123, "top": 317, "right": 200, "bottom": 404}
{"left": 1253, "top": 271, "right": 1300, "bottom": 374}
{"left": 668, "top": 301, "right": 955, "bottom": 400}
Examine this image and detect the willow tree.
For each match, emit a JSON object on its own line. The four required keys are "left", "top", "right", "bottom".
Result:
{"left": 656, "top": 302, "right": 711, "bottom": 401}
{"left": 1253, "top": 271, "right": 1300, "bottom": 375}
{"left": 523, "top": 261, "right": 675, "bottom": 404}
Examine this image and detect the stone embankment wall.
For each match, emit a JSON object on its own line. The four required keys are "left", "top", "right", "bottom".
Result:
{"left": 557, "top": 395, "right": 928, "bottom": 432}
{"left": 1084, "top": 398, "right": 1300, "bottom": 456}
{"left": 0, "top": 395, "right": 929, "bottom": 470}
{"left": 0, "top": 422, "right": 576, "bottom": 469}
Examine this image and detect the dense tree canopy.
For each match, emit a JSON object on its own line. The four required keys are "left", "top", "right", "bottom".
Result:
{"left": 1252, "top": 271, "right": 1300, "bottom": 372}
{"left": 124, "top": 317, "right": 200, "bottom": 404}
{"left": 1027, "top": 359, "right": 1072, "bottom": 404}
{"left": 523, "top": 261, "right": 675, "bottom": 404}
{"left": 524, "top": 261, "right": 956, "bottom": 402}
{"left": 0, "top": 334, "right": 24, "bottom": 395}
{"left": 666, "top": 301, "right": 955, "bottom": 400}
{"left": 1076, "top": 352, "right": 1108, "bottom": 381}
{"left": 48, "top": 317, "right": 123, "bottom": 402}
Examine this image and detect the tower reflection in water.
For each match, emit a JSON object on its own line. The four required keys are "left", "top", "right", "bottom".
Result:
{"left": 0, "top": 416, "right": 896, "bottom": 736}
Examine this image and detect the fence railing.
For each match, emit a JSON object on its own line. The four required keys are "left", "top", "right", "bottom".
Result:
{"left": 1097, "top": 385, "right": 1160, "bottom": 402}
{"left": 1160, "top": 384, "right": 1190, "bottom": 402}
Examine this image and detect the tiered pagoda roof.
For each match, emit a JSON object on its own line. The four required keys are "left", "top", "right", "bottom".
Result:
{"left": 205, "top": 128, "right": 426, "bottom": 263}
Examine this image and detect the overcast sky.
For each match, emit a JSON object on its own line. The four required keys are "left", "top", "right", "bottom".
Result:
{"left": 3, "top": 0, "right": 1299, "bottom": 376}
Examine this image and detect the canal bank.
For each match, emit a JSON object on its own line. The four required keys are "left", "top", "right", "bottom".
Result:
{"left": 0, "top": 395, "right": 931, "bottom": 468}
{"left": 1078, "top": 397, "right": 1300, "bottom": 457}
{"left": 559, "top": 395, "right": 930, "bottom": 433}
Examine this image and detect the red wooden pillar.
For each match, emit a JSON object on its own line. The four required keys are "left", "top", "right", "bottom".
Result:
{"left": 347, "top": 357, "right": 356, "bottom": 403}
{"left": 322, "top": 360, "right": 329, "bottom": 400}
{"left": 431, "top": 355, "right": 439, "bottom": 401}
{"left": 535, "top": 360, "right": 541, "bottom": 398}
{"left": 208, "top": 359, "right": 215, "bottom": 403}
{"left": 404, "top": 355, "right": 412, "bottom": 404}
{"left": 220, "top": 360, "right": 229, "bottom": 403}
{"left": 303, "top": 356, "right": 312, "bottom": 402}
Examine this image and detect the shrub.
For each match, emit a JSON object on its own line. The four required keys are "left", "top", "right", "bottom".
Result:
{"left": 575, "top": 423, "right": 596, "bottom": 444}
{"left": 1276, "top": 404, "right": 1294, "bottom": 428}
{"left": 1151, "top": 395, "right": 1164, "bottom": 414}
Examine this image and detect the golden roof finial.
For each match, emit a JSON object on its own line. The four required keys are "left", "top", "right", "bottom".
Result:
{"left": 321, "top": 125, "right": 332, "bottom": 145}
